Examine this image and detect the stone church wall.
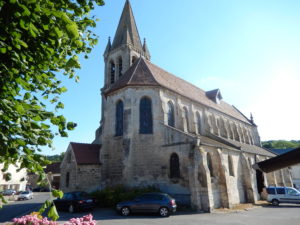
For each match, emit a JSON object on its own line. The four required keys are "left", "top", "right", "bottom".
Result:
{"left": 60, "top": 148, "right": 77, "bottom": 192}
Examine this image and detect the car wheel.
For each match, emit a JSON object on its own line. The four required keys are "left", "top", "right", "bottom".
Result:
{"left": 159, "top": 207, "right": 169, "bottom": 217}
{"left": 272, "top": 199, "right": 279, "bottom": 206}
{"left": 68, "top": 204, "right": 75, "bottom": 213}
{"left": 121, "top": 207, "right": 130, "bottom": 216}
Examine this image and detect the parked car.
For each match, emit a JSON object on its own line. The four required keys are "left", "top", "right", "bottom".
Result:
{"left": 32, "top": 187, "right": 50, "bottom": 192}
{"left": 116, "top": 192, "right": 177, "bottom": 217}
{"left": 2, "top": 189, "right": 16, "bottom": 196}
{"left": 53, "top": 191, "right": 95, "bottom": 213}
{"left": 18, "top": 191, "right": 33, "bottom": 200}
{"left": 266, "top": 186, "right": 300, "bottom": 206}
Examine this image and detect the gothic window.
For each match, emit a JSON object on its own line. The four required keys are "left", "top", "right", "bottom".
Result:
{"left": 132, "top": 56, "right": 137, "bottom": 64}
{"left": 233, "top": 123, "right": 240, "bottom": 141}
{"left": 66, "top": 172, "right": 70, "bottom": 188}
{"left": 183, "top": 107, "right": 189, "bottom": 132}
{"left": 207, "top": 153, "right": 214, "bottom": 177}
{"left": 196, "top": 111, "right": 201, "bottom": 134}
{"left": 228, "top": 155, "right": 234, "bottom": 176}
{"left": 110, "top": 61, "right": 115, "bottom": 84}
{"left": 115, "top": 100, "right": 124, "bottom": 136}
{"left": 212, "top": 115, "right": 218, "bottom": 135}
{"left": 118, "top": 57, "right": 123, "bottom": 77}
{"left": 167, "top": 101, "right": 175, "bottom": 127}
{"left": 220, "top": 118, "right": 228, "bottom": 138}
{"left": 228, "top": 122, "right": 234, "bottom": 139}
{"left": 170, "top": 153, "right": 180, "bottom": 178}
{"left": 139, "top": 97, "right": 153, "bottom": 134}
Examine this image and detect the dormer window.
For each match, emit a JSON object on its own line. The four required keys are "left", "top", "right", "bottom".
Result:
{"left": 132, "top": 56, "right": 137, "bottom": 64}
{"left": 206, "top": 89, "right": 223, "bottom": 104}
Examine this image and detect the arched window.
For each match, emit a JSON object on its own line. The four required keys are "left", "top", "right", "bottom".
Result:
{"left": 139, "top": 97, "right": 153, "bottom": 134}
{"left": 167, "top": 101, "right": 175, "bottom": 127}
{"left": 233, "top": 123, "right": 240, "bottom": 141}
{"left": 170, "top": 153, "right": 180, "bottom": 178}
{"left": 110, "top": 61, "right": 115, "bottom": 84}
{"left": 196, "top": 111, "right": 201, "bottom": 134}
{"left": 228, "top": 155, "right": 234, "bottom": 176}
{"left": 183, "top": 107, "right": 189, "bottom": 132}
{"left": 118, "top": 57, "right": 123, "bottom": 77}
{"left": 207, "top": 153, "right": 214, "bottom": 177}
{"left": 115, "top": 100, "right": 124, "bottom": 136}
{"left": 66, "top": 172, "right": 70, "bottom": 188}
{"left": 132, "top": 56, "right": 137, "bottom": 64}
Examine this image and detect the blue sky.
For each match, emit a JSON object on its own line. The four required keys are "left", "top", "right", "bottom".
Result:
{"left": 44, "top": 0, "right": 300, "bottom": 155}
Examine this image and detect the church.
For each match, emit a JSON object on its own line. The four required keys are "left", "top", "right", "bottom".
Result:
{"left": 60, "top": 0, "right": 293, "bottom": 211}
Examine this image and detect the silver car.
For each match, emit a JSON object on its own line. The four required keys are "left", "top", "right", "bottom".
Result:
{"left": 267, "top": 186, "right": 300, "bottom": 206}
{"left": 2, "top": 189, "right": 16, "bottom": 196}
{"left": 17, "top": 191, "right": 33, "bottom": 200}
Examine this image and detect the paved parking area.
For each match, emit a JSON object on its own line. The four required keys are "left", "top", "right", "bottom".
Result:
{"left": 56, "top": 204, "right": 300, "bottom": 225}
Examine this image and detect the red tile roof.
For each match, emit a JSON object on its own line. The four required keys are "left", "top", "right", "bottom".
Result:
{"left": 70, "top": 142, "right": 101, "bottom": 165}
{"left": 44, "top": 162, "right": 61, "bottom": 174}
{"left": 105, "top": 58, "right": 251, "bottom": 124}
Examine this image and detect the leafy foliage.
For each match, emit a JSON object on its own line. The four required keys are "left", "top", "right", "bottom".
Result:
{"left": 90, "top": 185, "right": 160, "bottom": 207}
{"left": 0, "top": 0, "right": 104, "bottom": 219}
{"left": 262, "top": 140, "right": 300, "bottom": 149}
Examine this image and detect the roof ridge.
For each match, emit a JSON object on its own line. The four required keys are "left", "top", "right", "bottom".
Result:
{"left": 128, "top": 57, "right": 142, "bottom": 84}
{"left": 139, "top": 58, "right": 160, "bottom": 85}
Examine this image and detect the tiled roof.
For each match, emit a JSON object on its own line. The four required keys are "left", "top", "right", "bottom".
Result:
{"left": 44, "top": 162, "right": 61, "bottom": 174}
{"left": 268, "top": 148, "right": 295, "bottom": 155}
{"left": 70, "top": 142, "right": 101, "bottom": 165}
{"left": 201, "top": 136, "right": 275, "bottom": 157}
{"left": 105, "top": 57, "right": 252, "bottom": 124}
{"left": 255, "top": 147, "right": 300, "bottom": 173}
{"left": 216, "top": 137, "right": 275, "bottom": 157}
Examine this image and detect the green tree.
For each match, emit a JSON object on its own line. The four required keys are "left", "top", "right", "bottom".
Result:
{"left": 262, "top": 140, "right": 300, "bottom": 149}
{"left": 0, "top": 0, "right": 104, "bottom": 219}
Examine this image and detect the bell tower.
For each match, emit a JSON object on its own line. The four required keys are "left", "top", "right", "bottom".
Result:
{"left": 103, "top": 0, "right": 151, "bottom": 89}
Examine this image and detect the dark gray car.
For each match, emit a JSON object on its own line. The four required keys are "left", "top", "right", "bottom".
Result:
{"left": 116, "top": 193, "right": 177, "bottom": 217}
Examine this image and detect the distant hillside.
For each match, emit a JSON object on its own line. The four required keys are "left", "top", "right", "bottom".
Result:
{"left": 45, "top": 152, "right": 65, "bottom": 162}
{"left": 262, "top": 140, "right": 300, "bottom": 149}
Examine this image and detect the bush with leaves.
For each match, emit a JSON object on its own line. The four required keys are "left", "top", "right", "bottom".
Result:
{"left": 90, "top": 185, "right": 161, "bottom": 207}
{"left": 0, "top": 0, "right": 104, "bottom": 220}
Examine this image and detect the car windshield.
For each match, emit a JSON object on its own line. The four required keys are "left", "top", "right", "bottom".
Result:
{"left": 21, "top": 191, "right": 29, "bottom": 194}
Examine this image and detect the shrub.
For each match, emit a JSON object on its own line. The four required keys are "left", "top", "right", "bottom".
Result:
{"left": 90, "top": 185, "right": 160, "bottom": 207}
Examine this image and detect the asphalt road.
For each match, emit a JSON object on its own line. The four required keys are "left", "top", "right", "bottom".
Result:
{"left": 1, "top": 197, "right": 300, "bottom": 225}
{"left": 0, "top": 192, "right": 51, "bottom": 224}
{"left": 56, "top": 204, "right": 300, "bottom": 225}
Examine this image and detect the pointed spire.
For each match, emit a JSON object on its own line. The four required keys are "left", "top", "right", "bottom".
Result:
{"left": 111, "top": 0, "right": 143, "bottom": 52}
{"left": 250, "top": 113, "right": 254, "bottom": 123}
{"left": 143, "top": 38, "right": 151, "bottom": 60}
{"left": 104, "top": 37, "right": 111, "bottom": 56}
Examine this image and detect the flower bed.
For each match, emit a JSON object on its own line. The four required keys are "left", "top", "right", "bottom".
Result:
{"left": 11, "top": 213, "right": 96, "bottom": 225}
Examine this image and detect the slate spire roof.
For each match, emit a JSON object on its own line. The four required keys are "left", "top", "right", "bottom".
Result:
{"left": 111, "top": 0, "right": 143, "bottom": 52}
{"left": 143, "top": 38, "right": 151, "bottom": 60}
{"left": 103, "top": 37, "right": 111, "bottom": 56}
